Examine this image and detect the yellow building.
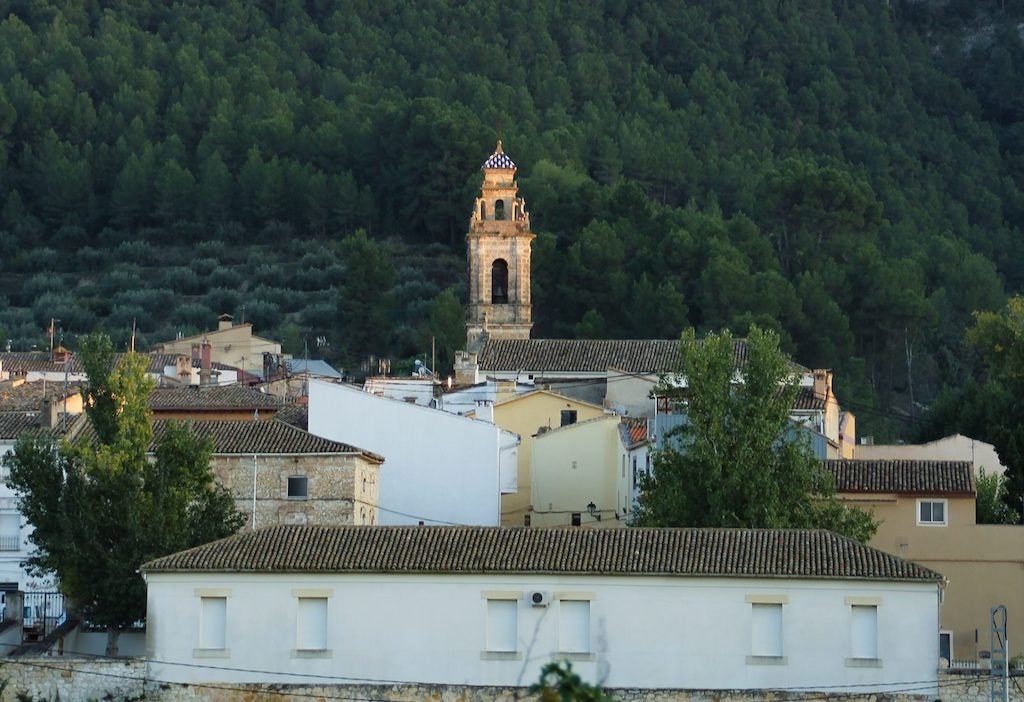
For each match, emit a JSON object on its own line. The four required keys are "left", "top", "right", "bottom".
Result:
{"left": 470, "top": 390, "right": 605, "bottom": 526}
{"left": 830, "top": 458, "right": 1024, "bottom": 662}
{"left": 152, "top": 314, "right": 282, "bottom": 376}
{"left": 531, "top": 414, "right": 626, "bottom": 528}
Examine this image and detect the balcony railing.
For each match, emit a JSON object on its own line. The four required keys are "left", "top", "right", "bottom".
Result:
{"left": 0, "top": 534, "right": 20, "bottom": 551}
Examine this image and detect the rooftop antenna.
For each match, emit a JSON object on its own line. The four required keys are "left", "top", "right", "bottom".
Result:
{"left": 48, "top": 318, "right": 60, "bottom": 353}
{"left": 130, "top": 318, "right": 137, "bottom": 353}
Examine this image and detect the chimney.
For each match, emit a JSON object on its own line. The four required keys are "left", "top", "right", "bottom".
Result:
{"left": 39, "top": 397, "right": 59, "bottom": 429}
{"left": 199, "top": 339, "right": 213, "bottom": 386}
{"left": 52, "top": 346, "right": 69, "bottom": 364}
{"left": 191, "top": 343, "right": 201, "bottom": 364}
{"left": 175, "top": 355, "right": 191, "bottom": 378}
{"left": 812, "top": 369, "right": 832, "bottom": 401}
{"left": 218, "top": 313, "right": 234, "bottom": 331}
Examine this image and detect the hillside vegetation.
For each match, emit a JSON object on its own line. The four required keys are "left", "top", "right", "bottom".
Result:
{"left": 0, "top": 0, "right": 1021, "bottom": 438}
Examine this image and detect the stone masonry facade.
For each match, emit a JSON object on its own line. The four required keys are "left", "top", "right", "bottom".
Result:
{"left": 210, "top": 453, "right": 380, "bottom": 529}
{"left": 0, "top": 659, "right": 1011, "bottom": 702}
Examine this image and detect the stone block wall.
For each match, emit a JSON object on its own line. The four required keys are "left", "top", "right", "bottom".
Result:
{"left": 210, "top": 453, "right": 377, "bottom": 529}
{"left": 0, "top": 660, "right": 1012, "bottom": 702}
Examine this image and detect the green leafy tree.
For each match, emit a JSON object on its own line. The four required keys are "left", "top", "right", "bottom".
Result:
{"left": 4, "top": 334, "right": 244, "bottom": 655}
{"left": 633, "top": 327, "right": 877, "bottom": 542}
{"left": 334, "top": 229, "right": 394, "bottom": 366}
{"left": 976, "top": 469, "right": 1020, "bottom": 525}
{"left": 923, "top": 297, "right": 1024, "bottom": 509}
{"left": 530, "top": 662, "right": 612, "bottom": 702}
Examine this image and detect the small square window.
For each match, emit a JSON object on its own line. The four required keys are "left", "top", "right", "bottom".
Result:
{"left": 287, "top": 476, "right": 309, "bottom": 499}
{"left": 560, "top": 410, "right": 577, "bottom": 427}
{"left": 917, "top": 499, "right": 947, "bottom": 526}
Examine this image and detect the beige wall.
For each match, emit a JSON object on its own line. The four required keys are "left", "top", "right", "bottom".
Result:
{"left": 530, "top": 415, "right": 623, "bottom": 528}
{"left": 490, "top": 392, "right": 605, "bottom": 526}
{"left": 855, "top": 434, "right": 1006, "bottom": 476}
{"left": 841, "top": 491, "right": 1024, "bottom": 660}
{"left": 154, "top": 324, "right": 281, "bottom": 373}
{"left": 211, "top": 453, "right": 380, "bottom": 528}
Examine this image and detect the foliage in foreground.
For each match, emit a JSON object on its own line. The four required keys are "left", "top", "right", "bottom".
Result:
{"left": 633, "top": 326, "right": 877, "bottom": 543}
{"left": 3, "top": 333, "right": 244, "bottom": 655}
{"left": 531, "top": 661, "right": 613, "bottom": 702}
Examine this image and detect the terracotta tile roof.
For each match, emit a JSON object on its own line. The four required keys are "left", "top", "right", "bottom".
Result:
{"left": 143, "top": 525, "right": 941, "bottom": 582}
{"left": 792, "top": 387, "right": 826, "bottom": 411}
{"left": 149, "top": 385, "right": 283, "bottom": 411}
{"left": 74, "top": 417, "right": 381, "bottom": 461}
{"left": 151, "top": 420, "right": 381, "bottom": 459}
{"left": 0, "top": 351, "right": 229, "bottom": 375}
{"left": 0, "top": 413, "right": 49, "bottom": 440}
{"left": 826, "top": 460, "right": 975, "bottom": 495}
{"left": 0, "top": 381, "right": 82, "bottom": 412}
{"left": 620, "top": 417, "right": 648, "bottom": 448}
{"left": 0, "top": 352, "right": 87, "bottom": 374}
{"left": 477, "top": 339, "right": 769, "bottom": 374}
{"left": 274, "top": 404, "right": 308, "bottom": 431}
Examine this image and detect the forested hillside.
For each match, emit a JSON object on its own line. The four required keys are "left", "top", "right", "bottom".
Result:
{"left": 0, "top": 0, "right": 1021, "bottom": 439}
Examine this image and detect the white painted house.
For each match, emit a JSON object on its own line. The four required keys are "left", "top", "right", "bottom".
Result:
{"left": 142, "top": 525, "right": 942, "bottom": 694}
{"left": 308, "top": 379, "right": 518, "bottom": 526}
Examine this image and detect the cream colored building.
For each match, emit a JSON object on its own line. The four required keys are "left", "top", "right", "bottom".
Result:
{"left": 855, "top": 433, "right": 1006, "bottom": 476}
{"left": 830, "top": 458, "right": 1024, "bottom": 662}
{"left": 470, "top": 390, "right": 605, "bottom": 526}
{"left": 152, "top": 314, "right": 283, "bottom": 375}
{"left": 531, "top": 414, "right": 629, "bottom": 528}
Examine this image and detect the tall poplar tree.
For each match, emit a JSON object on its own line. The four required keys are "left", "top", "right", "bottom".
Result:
{"left": 633, "top": 326, "right": 876, "bottom": 542}
{"left": 4, "top": 333, "right": 244, "bottom": 655}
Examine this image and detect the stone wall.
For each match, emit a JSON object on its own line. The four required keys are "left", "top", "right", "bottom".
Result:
{"left": 0, "top": 660, "right": 1014, "bottom": 702}
{"left": 211, "top": 452, "right": 379, "bottom": 528}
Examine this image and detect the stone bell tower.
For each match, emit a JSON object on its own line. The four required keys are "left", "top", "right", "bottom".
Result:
{"left": 465, "top": 141, "right": 534, "bottom": 352}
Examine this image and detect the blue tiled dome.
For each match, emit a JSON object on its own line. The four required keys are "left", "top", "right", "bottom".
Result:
{"left": 481, "top": 140, "right": 516, "bottom": 170}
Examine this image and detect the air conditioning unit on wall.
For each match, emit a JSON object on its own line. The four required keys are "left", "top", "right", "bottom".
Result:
{"left": 529, "top": 591, "right": 550, "bottom": 607}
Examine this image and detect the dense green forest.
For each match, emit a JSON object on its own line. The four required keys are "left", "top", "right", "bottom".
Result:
{"left": 0, "top": 0, "right": 1022, "bottom": 439}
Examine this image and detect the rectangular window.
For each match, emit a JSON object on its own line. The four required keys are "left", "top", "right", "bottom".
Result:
{"left": 751, "top": 603, "right": 783, "bottom": 657}
{"left": 917, "top": 499, "right": 947, "bottom": 525}
{"left": 0, "top": 514, "right": 20, "bottom": 551}
{"left": 560, "top": 410, "right": 577, "bottom": 427}
{"left": 850, "top": 605, "right": 878, "bottom": 659}
{"left": 939, "top": 631, "right": 952, "bottom": 663}
{"left": 288, "top": 475, "right": 309, "bottom": 499}
{"left": 199, "top": 597, "right": 226, "bottom": 650}
{"left": 296, "top": 597, "right": 328, "bottom": 651}
{"left": 485, "top": 599, "right": 517, "bottom": 652}
{"left": 559, "top": 600, "right": 590, "bottom": 653}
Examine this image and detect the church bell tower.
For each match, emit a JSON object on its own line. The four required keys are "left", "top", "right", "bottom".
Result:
{"left": 465, "top": 141, "right": 534, "bottom": 351}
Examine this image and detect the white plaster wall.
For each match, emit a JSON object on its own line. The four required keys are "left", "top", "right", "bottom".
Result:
{"left": 145, "top": 571, "right": 939, "bottom": 694}
{"left": 0, "top": 440, "right": 47, "bottom": 591}
{"left": 604, "top": 371, "right": 659, "bottom": 418}
{"left": 855, "top": 434, "right": 1007, "bottom": 476}
{"left": 308, "top": 380, "right": 514, "bottom": 525}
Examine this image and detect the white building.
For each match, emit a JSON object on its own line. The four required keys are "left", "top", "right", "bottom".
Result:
{"left": 308, "top": 379, "right": 518, "bottom": 526}
{"left": 143, "top": 525, "right": 942, "bottom": 694}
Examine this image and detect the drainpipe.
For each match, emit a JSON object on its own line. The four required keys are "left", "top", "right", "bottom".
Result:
{"left": 251, "top": 454, "right": 258, "bottom": 529}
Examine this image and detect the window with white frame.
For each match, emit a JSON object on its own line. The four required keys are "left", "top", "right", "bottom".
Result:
{"left": 199, "top": 596, "right": 227, "bottom": 650}
{"left": 746, "top": 595, "right": 787, "bottom": 664}
{"left": 485, "top": 599, "right": 518, "bottom": 652}
{"left": 917, "top": 499, "right": 947, "bottom": 526}
{"left": 559, "top": 600, "right": 591, "bottom": 653}
{"left": 850, "top": 604, "right": 878, "bottom": 660}
{"left": 751, "top": 603, "right": 783, "bottom": 657}
{"left": 296, "top": 597, "right": 328, "bottom": 651}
